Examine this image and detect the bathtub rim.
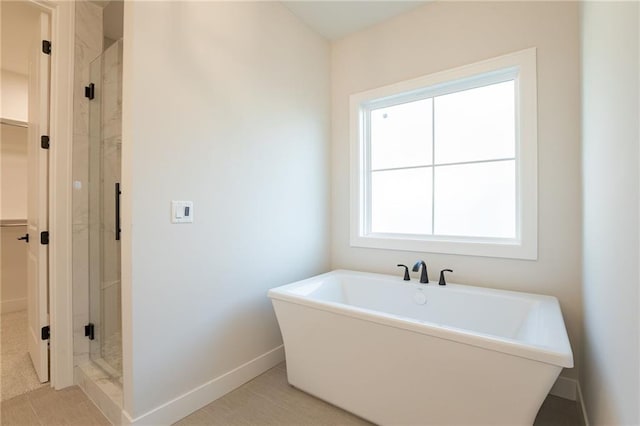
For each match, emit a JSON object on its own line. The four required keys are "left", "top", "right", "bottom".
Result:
{"left": 268, "top": 269, "right": 574, "bottom": 369}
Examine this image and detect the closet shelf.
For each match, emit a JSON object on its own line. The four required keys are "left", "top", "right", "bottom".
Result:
{"left": 0, "top": 219, "right": 27, "bottom": 227}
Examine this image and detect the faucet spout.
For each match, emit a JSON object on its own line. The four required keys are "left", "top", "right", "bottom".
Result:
{"left": 412, "top": 260, "right": 429, "bottom": 284}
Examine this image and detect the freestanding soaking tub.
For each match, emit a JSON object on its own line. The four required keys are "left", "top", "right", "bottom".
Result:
{"left": 268, "top": 270, "right": 573, "bottom": 426}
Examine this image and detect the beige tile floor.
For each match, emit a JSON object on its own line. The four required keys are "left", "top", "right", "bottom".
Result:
{"left": 175, "top": 363, "right": 370, "bottom": 426}
{"left": 174, "top": 363, "right": 582, "bottom": 426}
{"left": 1, "top": 310, "right": 47, "bottom": 401}
{"left": 1, "top": 362, "right": 582, "bottom": 425}
{"left": 0, "top": 385, "right": 110, "bottom": 426}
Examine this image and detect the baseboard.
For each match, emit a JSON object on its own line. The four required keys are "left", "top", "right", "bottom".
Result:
{"left": 576, "top": 380, "right": 590, "bottom": 426}
{"left": 549, "top": 376, "right": 589, "bottom": 426}
{"left": 550, "top": 376, "right": 577, "bottom": 401}
{"left": 1, "top": 298, "right": 26, "bottom": 314}
{"left": 123, "top": 345, "right": 285, "bottom": 426}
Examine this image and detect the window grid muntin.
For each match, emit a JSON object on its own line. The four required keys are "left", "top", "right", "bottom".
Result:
{"left": 431, "top": 95, "right": 436, "bottom": 236}
{"left": 364, "top": 74, "right": 519, "bottom": 241}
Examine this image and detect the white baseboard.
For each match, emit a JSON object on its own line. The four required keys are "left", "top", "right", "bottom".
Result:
{"left": 550, "top": 376, "right": 577, "bottom": 401}
{"left": 576, "top": 380, "right": 590, "bottom": 426}
{"left": 123, "top": 345, "right": 285, "bottom": 426}
{"left": 549, "top": 376, "right": 589, "bottom": 426}
{"left": 1, "top": 298, "right": 26, "bottom": 314}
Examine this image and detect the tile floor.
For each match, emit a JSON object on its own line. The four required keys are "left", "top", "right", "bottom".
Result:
{"left": 1, "top": 362, "right": 582, "bottom": 425}
{"left": 1, "top": 310, "right": 46, "bottom": 401}
{"left": 176, "top": 363, "right": 583, "bottom": 426}
{"left": 175, "top": 363, "right": 369, "bottom": 426}
{"left": 0, "top": 385, "right": 110, "bottom": 426}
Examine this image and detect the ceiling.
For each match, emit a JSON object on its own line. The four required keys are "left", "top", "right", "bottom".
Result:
{"left": 282, "top": 1, "right": 428, "bottom": 40}
{"left": 1, "top": 1, "right": 427, "bottom": 75}
{"left": 1, "top": 1, "right": 42, "bottom": 75}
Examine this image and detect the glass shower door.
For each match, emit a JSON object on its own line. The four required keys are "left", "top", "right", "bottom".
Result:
{"left": 88, "top": 39, "right": 123, "bottom": 380}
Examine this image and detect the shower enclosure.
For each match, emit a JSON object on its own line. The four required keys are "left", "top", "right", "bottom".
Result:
{"left": 87, "top": 39, "right": 122, "bottom": 380}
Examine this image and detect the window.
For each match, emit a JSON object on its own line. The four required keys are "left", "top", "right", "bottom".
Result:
{"left": 350, "top": 48, "right": 538, "bottom": 259}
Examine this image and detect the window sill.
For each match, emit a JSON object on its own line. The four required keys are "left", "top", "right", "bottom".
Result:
{"left": 350, "top": 233, "right": 537, "bottom": 260}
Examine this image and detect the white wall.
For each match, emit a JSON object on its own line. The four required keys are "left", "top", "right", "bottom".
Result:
{"left": 1, "top": 224, "right": 28, "bottom": 313}
{"left": 1, "top": 70, "right": 28, "bottom": 122}
{"left": 1, "top": 123, "right": 28, "bottom": 313}
{"left": 331, "top": 1, "right": 582, "bottom": 381}
{"left": 581, "top": 2, "right": 640, "bottom": 424}
{"left": 1, "top": 124, "right": 28, "bottom": 220}
{"left": 121, "top": 1, "right": 330, "bottom": 419}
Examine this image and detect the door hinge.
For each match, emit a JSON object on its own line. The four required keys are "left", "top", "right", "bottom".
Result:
{"left": 42, "top": 40, "right": 51, "bottom": 55}
{"left": 41, "top": 135, "right": 50, "bottom": 149}
{"left": 85, "top": 83, "right": 95, "bottom": 100}
{"left": 41, "top": 326, "right": 50, "bottom": 340}
{"left": 84, "top": 323, "right": 95, "bottom": 340}
{"left": 40, "top": 231, "right": 49, "bottom": 245}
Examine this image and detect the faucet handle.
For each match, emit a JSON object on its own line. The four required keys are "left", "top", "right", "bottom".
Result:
{"left": 397, "top": 264, "right": 410, "bottom": 281}
{"left": 439, "top": 269, "right": 453, "bottom": 286}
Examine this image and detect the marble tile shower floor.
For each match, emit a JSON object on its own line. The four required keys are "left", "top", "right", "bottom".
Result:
{"left": 1, "top": 310, "right": 46, "bottom": 401}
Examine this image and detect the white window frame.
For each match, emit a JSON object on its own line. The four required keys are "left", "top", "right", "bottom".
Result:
{"left": 349, "top": 48, "right": 538, "bottom": 260}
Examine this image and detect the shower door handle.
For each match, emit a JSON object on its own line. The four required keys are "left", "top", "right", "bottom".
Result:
{"left": 115, "top": 183, "right": 121, "bottom": 241}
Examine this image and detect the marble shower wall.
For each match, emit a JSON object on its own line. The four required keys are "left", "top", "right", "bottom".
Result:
{"left": 72, "top": 0, "right": 102, "bottom": 366}
{"left": 96, "top": 40, "right": 122, "bottom": 375}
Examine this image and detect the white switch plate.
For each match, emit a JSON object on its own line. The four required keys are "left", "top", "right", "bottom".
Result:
{"left": 171, "top": 201, "right": 194, "bottom": 223}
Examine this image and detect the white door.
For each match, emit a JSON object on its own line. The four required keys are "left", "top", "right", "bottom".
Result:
{"left": 26, "top": 11, "right": 51, "bottom": 383}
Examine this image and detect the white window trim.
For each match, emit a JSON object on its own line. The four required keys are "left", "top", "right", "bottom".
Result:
{"left": 349, "top": 48, "right": 538, "bottom": 260}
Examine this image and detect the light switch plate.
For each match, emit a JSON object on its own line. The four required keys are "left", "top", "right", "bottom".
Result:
{"left": 171, "top": 201, "right": 194, "bottom": 223}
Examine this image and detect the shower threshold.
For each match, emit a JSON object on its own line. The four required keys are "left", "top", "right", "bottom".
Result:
{"left": 76, "top": 361, "right": 123, "bottom": 424}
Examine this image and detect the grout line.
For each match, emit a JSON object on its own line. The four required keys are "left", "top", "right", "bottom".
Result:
{"left": 27, "top": 398, "right": 44, "bottom": 426}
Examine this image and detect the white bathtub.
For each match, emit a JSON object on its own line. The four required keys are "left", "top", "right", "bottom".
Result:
{"left": 268, "top": 270, "right": 573, "bottom": 425}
